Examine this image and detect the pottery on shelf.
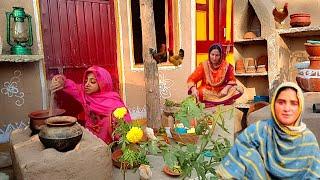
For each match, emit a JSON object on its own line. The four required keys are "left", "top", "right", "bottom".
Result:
{"left": 305, "top": 42, "right": 320, "bottom": 56}
{"left": 256, "top": 65, "right": 267, "bottom": 73}
{"left": 296, "top": 69, "right": 320, "bottom": 92}
{"left": 256, "top": 55, "right": 268, "bottom": 71}
{"left": 290, "top": 13, "right": 311, "bottom": 27}
{"left": 245, "top": 58, "right": 256, "bottom": 73}
{"left": 243, "top": 32, "right": 257, "bottom": 39}
{"left": 308, "top": 56, "right": 320, "bottom": 69}
{"left": 38, "top": 116, "right": 83, "bottom": 152}
{"left": 235, "top": 59, "right": 245, "bottom": 74}
{"left": 28, "top": 109, "right": 66, "bottom": 134}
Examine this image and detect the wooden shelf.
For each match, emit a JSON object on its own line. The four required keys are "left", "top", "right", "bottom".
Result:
{"left": 278, "top": 26, "right": 320, "bottom": 37}
{"left": 234, "top": 37, "right": 266, "bottom": 45}
{"left": 235, "top": 72, "right": 268, "bottom": 77}
{"left": 0, "top": 55, "right": 44, "bottom": 62}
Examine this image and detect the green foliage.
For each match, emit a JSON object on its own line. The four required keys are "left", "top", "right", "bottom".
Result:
{"left": 174, "top": 96, "right": 205, "bottom": 127}
{"left": 162, "top": 99, "right": 233, "bottom": 179}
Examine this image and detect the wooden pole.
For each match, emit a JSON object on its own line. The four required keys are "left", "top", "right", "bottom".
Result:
{"left": 139, "top": 0, "right": 161, "bottom": 129}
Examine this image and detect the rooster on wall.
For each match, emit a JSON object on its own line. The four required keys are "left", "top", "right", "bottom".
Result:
{"left": 169, "top": 49, "right": 184, "bottom": 66}
{"left": 272, "top": 2, "right": 288, "bottom": 28}
{"left": 149, "top": 43, "right": 167, "bottom": 64}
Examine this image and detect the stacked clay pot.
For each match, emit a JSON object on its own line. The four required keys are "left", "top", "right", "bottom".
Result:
{"left": 296, "top": 40, "right": 320, "bottom": 92}
{"left": 235, "top": 59, "right": 245, "bottom": 74}
{"left": 246, "top": 57, "right": 256, "bottom": 73}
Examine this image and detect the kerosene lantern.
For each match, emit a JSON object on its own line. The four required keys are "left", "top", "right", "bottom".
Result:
{"left": 6, "top": 7, "right": 33, "bottom": 55}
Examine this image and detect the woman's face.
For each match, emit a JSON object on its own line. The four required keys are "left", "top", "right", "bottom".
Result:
{"left": 274, "top": 88, "right": 300, "bottom": 126}
{"left": 209, "top": 49, "right": 221, "bottom": 65}
{"left": 84, "top": 73, "right": 100, "bottom": 94}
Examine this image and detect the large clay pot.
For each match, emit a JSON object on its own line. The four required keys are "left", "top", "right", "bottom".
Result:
{"left": 28, "top": 109, "right": 66, "bottom": 134}
{"left": 290, "top": 13, "right": 311, "bottom": 27}
{"left": 296, "top": 69, "right": 320, "bottom": 92}
{"left": 305, "top": 43, "right": 320, "bottom": 56}
{"left": 39, "top": 116, "right": 83, "bottom": 152}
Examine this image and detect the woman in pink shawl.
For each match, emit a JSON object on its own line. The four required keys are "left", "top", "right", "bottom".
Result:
{"left": 50, "top": 66, "right": 131, "bottom": 144}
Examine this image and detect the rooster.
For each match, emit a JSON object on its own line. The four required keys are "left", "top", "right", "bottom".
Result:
{"left": 169, "top": 49, "right": 184, "bottom": 66}
{"left": 149, "top": 43, "right": 167, "bottom": 64}
{"left": 272, "top": 2, "right": 288, "bottom": 27}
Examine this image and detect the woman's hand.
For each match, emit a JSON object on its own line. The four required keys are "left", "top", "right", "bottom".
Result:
{"left": 50, "top": 75, "right": 65, "bottom": 93}
{"left": 219, "top": 85, "right": 231, "bottom": 97}
{"left": 191, "top": 86, "right": 199, "bottom": 100}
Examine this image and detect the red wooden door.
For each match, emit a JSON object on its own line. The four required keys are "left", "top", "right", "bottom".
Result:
{"left": 196, "top": 0, "right": 233, "bottom": 64}
{"left": 40, "top": 0, "right": 118, "bottom": 116}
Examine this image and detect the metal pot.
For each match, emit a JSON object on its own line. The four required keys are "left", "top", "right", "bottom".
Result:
{"left": 39, "top": 116, "right": 83, "bottom": 152}
{"left": 28, "top": 109, "right": 66, "bottom": 134}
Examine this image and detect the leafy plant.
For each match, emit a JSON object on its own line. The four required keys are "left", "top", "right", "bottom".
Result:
{"left": 112, "top": 107, "right": 159, "bottom": 179}
{"left": 161, "top": 98, "right": 233, "bottom": 179}
{"left": 174, "top": 96, "right": 205, "bottom": 127}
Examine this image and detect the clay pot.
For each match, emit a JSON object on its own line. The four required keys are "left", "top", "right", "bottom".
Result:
{"left": 243, "top": 32, "right": 257, "bottom": 39}
{"left": 308, "top": 56, "right": 320, "bottom": 69}
{"left": 112, "top": 148, "right": 140, "bottom": 169}
{"left": 28, "top": 109, "right": 66, "bottom": 134}
{"left": 256, "top": 65, "right": 267, "bottom": 73}
{"left": 39, "top": 116, "right": 83, "bottom": 152}
{"left": 246, "top": 58, "right": 256, "bottom": 73}
{"left": 296, "top": 69, "right": 320, "bottom": 92}
{"left": 235, "top": 59, "right": 245, "bottom": 74}
{"left": 290, "top": 13, "right": 311, "bottom": 27}
{"left": 305, "top": 43, "right": 320, "bottom": 56}
{"left": 256, "top": 55, "right": 268, "bottom": 71}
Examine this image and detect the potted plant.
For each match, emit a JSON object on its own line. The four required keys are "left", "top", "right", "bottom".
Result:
{"left": 162, "top": 97, "right": 233, "bottom": 179}
{"left": 112, "top": 107, "right": 159, "bottom": 179}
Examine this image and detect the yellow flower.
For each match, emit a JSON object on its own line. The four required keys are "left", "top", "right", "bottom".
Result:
{"left": 126, "top": 127, "right": 143, "bottom": 143}
{"left": 113, "top": 107, "right": 127, "bottom": 119}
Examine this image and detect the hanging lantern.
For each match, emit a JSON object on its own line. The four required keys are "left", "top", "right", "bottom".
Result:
{"left": 6, "top": 7, "right": 33, "bottom": 55}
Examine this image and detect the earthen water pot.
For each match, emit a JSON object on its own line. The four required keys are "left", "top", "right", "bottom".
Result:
{"left": 28, "top": 109, "right": 66, "bottom": 134}
{"left": 305, "top": 43, "right": 320, "bottom": 56}
{"left": 39, "top": 116, "right": 83, "bottom": 152}
{"left": 290, "top": 13, "right": 311, "bottom": 27}
{"left": 296, "top": 69, "right": 320, "bottom": 92}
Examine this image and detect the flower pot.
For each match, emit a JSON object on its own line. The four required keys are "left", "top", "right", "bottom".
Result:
{"left": 170, "top": 129, "right": 199, "bottom": 144}
{"left": 296, "top": 69, "right": 320, "bottom": 92}
{"left": 38, "top": 116, "right": 83, "bottom": 152}
{"left": 111, "top": 148, "right": 140, "bottom": 169}
{"left": 290, "top": 13, "right": 311, "bottom": 27}
{"left": 305, "top": 43, "right": 320, "bottom": 56}
{"left": 28, "top": 109, "right": 66, "bottom": 134}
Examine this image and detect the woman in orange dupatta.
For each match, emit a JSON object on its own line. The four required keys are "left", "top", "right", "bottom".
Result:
{"left": 187, "top": 43, "right": 243, "bottom": 107}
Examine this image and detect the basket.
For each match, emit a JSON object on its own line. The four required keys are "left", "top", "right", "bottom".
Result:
{"left": 170, "top": 129, "right": 199, "bottom": 144}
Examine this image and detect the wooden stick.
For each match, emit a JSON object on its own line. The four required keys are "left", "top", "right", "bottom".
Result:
{"left": 49, "top": 91, "right": 55, "bottom": 116}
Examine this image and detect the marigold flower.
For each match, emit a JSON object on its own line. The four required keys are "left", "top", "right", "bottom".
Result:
{"left": 126, "top": 127, "right": 143, "bottom": 143}
{"left": 113, "top": 107, "right": 127, "bottom": 119}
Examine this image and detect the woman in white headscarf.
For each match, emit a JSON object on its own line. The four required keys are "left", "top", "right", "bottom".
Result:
{"left": 216, "top": 82, "right": 320, "bottom": 179}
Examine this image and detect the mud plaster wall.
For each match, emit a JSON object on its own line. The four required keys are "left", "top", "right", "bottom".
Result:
{"left": 116, "top": 1, "right": 192, "bottom": 119}
{"left": 0, "top": 0, "right": 44, "bottom": 143}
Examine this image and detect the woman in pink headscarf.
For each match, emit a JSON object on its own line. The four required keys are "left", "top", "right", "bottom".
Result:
{"left": 50, "top": 66, "right": 131, "bottom": 144}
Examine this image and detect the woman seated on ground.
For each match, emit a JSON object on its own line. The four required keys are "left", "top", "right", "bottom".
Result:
{"left": 50, "top": 66, "right": 131, "bottom": 144}
{"left": 216, "top": 82, "right": 320, "bottom": 179}
{"left": 187, "top": 43, "right": 243, "bottom": 107}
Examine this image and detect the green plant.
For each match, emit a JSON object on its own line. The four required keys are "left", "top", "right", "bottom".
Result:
{"left": 162, "top": 98, "right": 233, "bottom": 179}
{"left": 112, "top": 107, "right": 159, "bottom": 179}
